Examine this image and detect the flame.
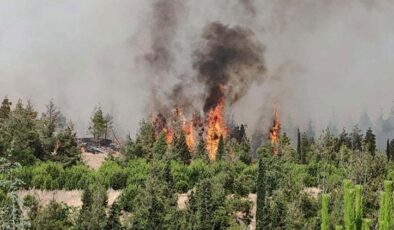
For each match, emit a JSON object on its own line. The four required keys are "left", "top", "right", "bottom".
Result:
{"left": 269, "top": 109, "right": 281, "bottom": 154}
{"left": 174, "top": 108, "right": 195, "bottom": 151}
{"left": 164, "top": 127, "right": 174, "bottom": 144}
{"left": 152, "top": 113, "right": 173, "bottom": 145}
{"left": 206, "top": 100, "right": 227, "bottom": 161}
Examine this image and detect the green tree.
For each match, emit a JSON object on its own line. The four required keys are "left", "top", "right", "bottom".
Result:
{"left": 378, "top": 181, "right": 393, "bottom": 230}
{"left": 0, "top": 97, "right": 12, "bottom": 122}
{"left": 363, "top": 128, "right": 376, "bottom": 157}
{"left": 0, "top": 158, "right": 30, "bottom": 229}
{"left": 193, "top": 136, "right": 209, "bottom": 162}
{"left": 354, "top": 185, "right": 363, "bottom": 230}
{"left": 123, "top": 120, "right": 156, "bottom": 159}
{"left": 343, "top": 180, "right": 355, "bottom": 230}
{"left": 386, "top": 139, "right": 390, "bottom": 162}
{"left": 216, "top": 135, "right": 225, "bottom": 161}
{"left": 390, "top": 139, "right": 394, "bottom": 163}
{"left": 256, "top": 158, "right": 266, "bottom": 230}
{"left": 153, "top": 132, "right": 167, "bottom": 160}
{"left": 189, "top": 179, "right": 229, "bottom": 229}
{"left": 361, "top": 219, "right": 371, "bottom": 230}
{"left": 32, "top": 200, "right": 72, "bottom": 230}
{"left": 50, "top": 123, "right": 80, "bottom": 166}
{"left": 89, "top": 107, "right": 107, "bottom": 143}
{"left": 173, "top": 132, "right": 190, "bottom": 164}
{"left": 105, "top": 201, "right": 123, "bottom": 230}
{"left": 297, "top": 128, "right": 304, "bottom": 164}
{"left": 351, "top": 125, "right": 363, "bottom": 151}
{"left": 321, "top": 194, "right": 330, "bottom": 230}
{"left": 0, "top": 100, "right": 44, "bottom": 165}
{"left": 77, "top": 183, "right": 108, "bottom": 230}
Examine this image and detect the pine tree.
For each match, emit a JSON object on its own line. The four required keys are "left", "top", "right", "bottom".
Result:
{"left": 105, "top": 201, "right": 123, "bottom": 230}
{"left": 0, "top": 97, "right": 12, "bottom": 122}
{"left": 53, "top": 123, "right": 81, "bottom": 166}
{"left": 89, "top": 107, "right": 107, "bottom": 143}
{"left": 351, "top": 125, "right": 363, "bottom": 151}
{"left": 297, "top": 128, "right": 303, "bottom": 164}
{"left": 193, "top": 136, "right": 209, "bottom": 162}
{"left": 390, "top": 140, "right": 394, "bottom": 163}
{"left": 321, "top": 194, "right": 330, "bottom": 230}
{"left": 0, "top": 158, "right": 30, "bottom": 229}
{"left": 77, "top": 183, "right": 108, "bottom": 230}
{"left": 364, "top": 128, "right": 376, "bottom": 157}
{"left": 153, "top": 132, "right": 167, "bottom": 160}
{"left": 386, "top": 139, "right": 391, "bottom": 162}
{"left": 174, "top": 132, "right": 191, "bottom": 164}
{"left": 32, "top": 200, "right": 72, "bottom": 230}
{"left": 216, "top": 135, "right": 225, "bottom": 161}
{"left": 256, "top": 158, "right": 266, "bottom": 230}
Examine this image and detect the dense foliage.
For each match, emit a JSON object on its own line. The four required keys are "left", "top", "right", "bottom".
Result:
{"left": 0, "top": 97, "right": 394, "bottom": 229}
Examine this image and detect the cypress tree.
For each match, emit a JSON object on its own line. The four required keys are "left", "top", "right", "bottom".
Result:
{"left": 364, "top": 128, "right": 376, "bottom": 157}
{"left": 297, "top": 128, "right": 303, "bottom": 163}
{"left": 354, "top": 185, "right": 363, "bottom": 230}
{"left": 321, "top": 194, "right": 330, "bottom": 230}
{"left": 343, "top": 180, "right": 355, "bottom": 230}
{"left": 378, "top": 180, "right": 393, "bottom": 230}
{"left": 0, "top": 97, "right": 12, "bottom": 121}
{"left": 153, "top": 132, "right": 167, "bottom": 160}
{"left": 174, "top": 132, "right": 191, "bottom": 164}
{"left": 361, "top": 219, "right": 371, "bottom": 230}
{"left": 386, "top": 139, "right": 391, "bottom": 162}
{"left": 216, "top": 135, "right": 225, "bottom": 161}
{"left": 390, "top": 140, "right": 394, "bottom": 163}
{"left": 194, "top": 136, "right": 209, "bottom": 162}
{"left": 105, "top": 202, "right": 122, "bottom": 230}
{"left": 256, "top": 158, "right": 266, "bottom": 230}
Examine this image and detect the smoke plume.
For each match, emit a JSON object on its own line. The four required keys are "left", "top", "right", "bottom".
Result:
{"left": 193, "top": 22, "right": 265, "bottom": 113}
{"left": 1, "top": 0, "right": 394, "bottom": 147}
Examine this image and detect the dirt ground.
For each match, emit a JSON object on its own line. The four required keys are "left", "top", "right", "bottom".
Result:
{"left": 81, "top": 151, "right": 122, "bottom": 170}
{"left": 17, "top": 189, "right": 121, "bottom": 208}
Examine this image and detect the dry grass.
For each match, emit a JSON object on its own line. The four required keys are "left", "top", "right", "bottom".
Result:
{"left": 177, "top": 193, "right": 189, "bottom": 210}
{"left": 81, "top": 151, "right": 123, "bottom": 170}
{"left": 18, "top": 189, "right": 121, "bottom": 208}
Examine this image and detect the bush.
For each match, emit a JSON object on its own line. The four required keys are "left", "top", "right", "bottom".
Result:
{"left": 98, "top": 160, "right": 127, "bottom": 189}
{"left": 119, "top": 184, "right": 139, "bottom": 212}
{"left": 62, "top": 164, "right": 96, "bottom": 190}
{"left": 125, "top": 159, "right": 149, "bottom": 185}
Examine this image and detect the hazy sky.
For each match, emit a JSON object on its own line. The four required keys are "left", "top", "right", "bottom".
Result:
{"left": 1, "top": 0, "right": 394, "bottom": 137}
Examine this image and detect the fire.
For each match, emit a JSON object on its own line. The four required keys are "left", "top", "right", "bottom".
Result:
{"left": 269, "top": 109, "right": 281, "bottom": 154}
{"left": 206, "top": 100, "right": 227, "bottom": 161}
{"left": 175, "top": 108, "right": 195, "bottom": 151}
{"left": 151, "top": 101, "right": 228, "bottom": 160}
{"left": 164, "top": 127, "right": 174, "bottom": 144}
{"left": 152, "top": 109, "right": 196, "bottom": 151}
{"left": 152, "top": 113, "right": 173, "bottom": 145}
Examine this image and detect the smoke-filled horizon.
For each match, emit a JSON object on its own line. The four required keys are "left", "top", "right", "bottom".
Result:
{"left": 1, "top": 0, "right": 394, "bottom": 146}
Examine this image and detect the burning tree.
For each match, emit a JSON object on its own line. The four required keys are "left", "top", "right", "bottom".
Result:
{"left": 269, "top": 110, "right": 281, "bottom": 155}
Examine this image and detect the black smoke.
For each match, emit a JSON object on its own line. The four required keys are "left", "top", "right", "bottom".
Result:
{"left": 193, "top": 22, "right": 266, "bottom": 113}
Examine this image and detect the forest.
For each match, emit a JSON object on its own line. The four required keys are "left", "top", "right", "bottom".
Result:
{"left": 0, "top": 97, "right": 393, "bottom": 230}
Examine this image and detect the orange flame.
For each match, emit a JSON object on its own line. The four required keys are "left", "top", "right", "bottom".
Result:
{"left": 206, "top": 100, "right": 227, "bottom": 161}
{"left": 175, "top": 108, "right": 195, "bottom": 151}
{"left": 269, "top": 109, "right": 281, "bottom": 154}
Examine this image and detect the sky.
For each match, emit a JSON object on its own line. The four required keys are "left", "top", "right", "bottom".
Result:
{"left": 1, "top": 0, "right": 394, "bottom": 139}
